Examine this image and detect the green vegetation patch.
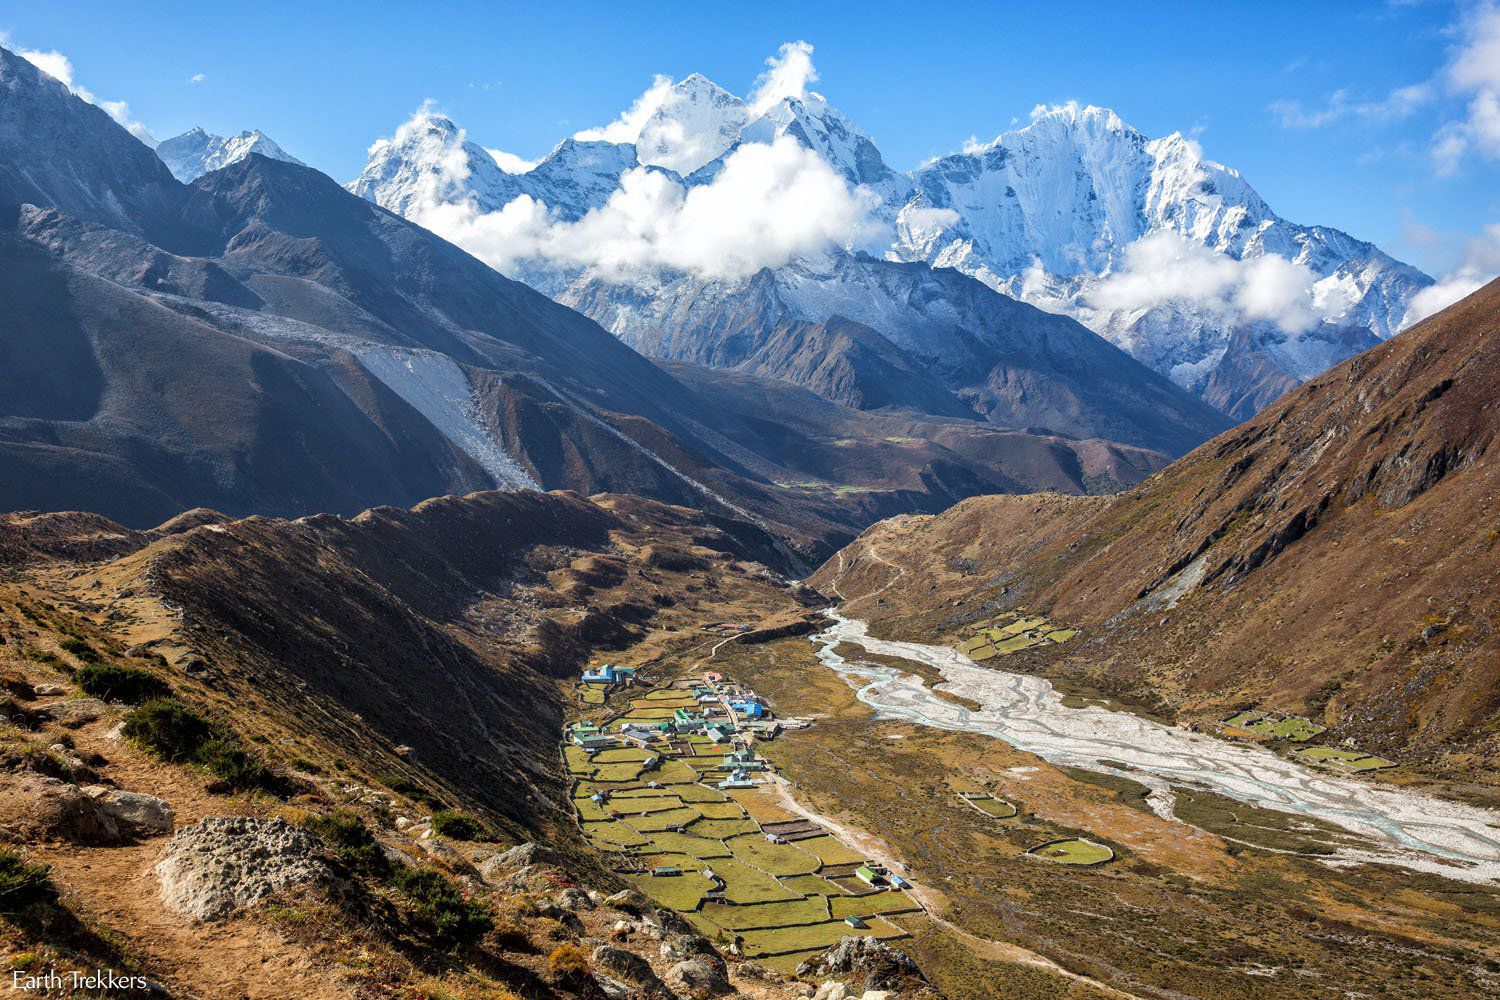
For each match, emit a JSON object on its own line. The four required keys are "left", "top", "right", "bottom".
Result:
{"left": 726, "top": 834, "right": 820, "bottom": 876}
{"left": 628, "top": 868, "right": 714, "bottom": 910}
{"left": 794, "top": 835, "right": 869, "bottom": 866}
{"left": 591, "top": 761, "right": 647, "bottom": 782}
{"left": 738, "top": 916, "right": 905, "bottom": 957}
{"left": 1026, "top": 838, "right": 1114, "bottom": 866}
{"left": 76, "top": 664, "right": 172, "bottom": 704}
{"left": 828, "top": 891, "right": 923, "bottom": 920}
{"left": 960, "top": 794, "right": 1019, "bottom": 819}
{"left": 691, "top": 800, "right": 748, "bottom": 819}
{"left": 627, "top": 807, "right": 704, "bottom": 832}
{"left": 1294, "top": 746, "right": 1394, "bottom": 770}
{"left": 591, "top": 747, "right": 654, "bottom": 763}
{"left": 647, "top": 831, "right": 732, "bottom": 858}
{"left": 701, "top": 895, "right": 830, "bottom": 930}
{"left": 707, "top": 857, "right": 802, "bottom": 903}
{"left": 607, "top": 795, "right": 685, "bottom": 815}
{"left": 780, "top": 873, "right": 848, "bottom": 895}
{"left": 582, "top": 820, "right": 651, "bottom": 849}
{"left": 689, "top": 817, "right": 760, "bottom": 839}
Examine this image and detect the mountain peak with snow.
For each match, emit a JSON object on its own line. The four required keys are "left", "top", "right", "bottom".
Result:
{"left": 634, "top": 73, "right": 747, "bottom": 175}
{"left": 155, "top": 127, "right": 302, "bottom": 182}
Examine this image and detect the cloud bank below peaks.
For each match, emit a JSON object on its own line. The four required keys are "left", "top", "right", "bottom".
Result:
{"left": 403, "top": 112, "right": 883, "bottom": 281}
{"left": 1090, "top": 231, "right": 1355, "bottom": 335}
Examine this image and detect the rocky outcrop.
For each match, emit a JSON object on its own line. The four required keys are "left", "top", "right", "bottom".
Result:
{"left": 156, "top": 817, "right": 341, "bottom": 922}
{"left": 796, "top": 936, "right": 925, "bottom": 991}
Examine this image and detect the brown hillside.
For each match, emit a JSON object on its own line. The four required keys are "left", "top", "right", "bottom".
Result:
{"left": 811, "top": 279, "right": 1500, "bottom": 779}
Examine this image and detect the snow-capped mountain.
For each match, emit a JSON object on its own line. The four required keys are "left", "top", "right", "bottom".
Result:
{"left": 892, "top": 104, "right": 1430, "bottom": 412}
{"left": 349, "top": 112, "right": 635, "bottom": 224}
{"left": 349, "top": 70, "right": 1432, "bottom": 422}
{"left": 636, "top": 74, "right": 746, "bottom": 175}
{"left": 740, "top": 92, "right": 911, "bottom": 213}
{"left": 155, "top": 127, "right": 302, "bottom": 182}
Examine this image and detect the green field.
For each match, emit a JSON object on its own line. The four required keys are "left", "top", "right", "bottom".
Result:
{"left": 960, "top": 610, "right": 1076, "bottom": 660}
{"left": 1223, "top": 711, "right": 1326, "bottom": 742}
{"left": 1027, "top": 838, "right": 1114, "bottom": 866}
{"left": 1293, "top": 746, "right": 1395, "bottom": 771}
{"left": 959, "top": 793, "right": 1018, "bottom": 819}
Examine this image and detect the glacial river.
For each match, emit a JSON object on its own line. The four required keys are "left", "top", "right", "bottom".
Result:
{"left": 813, "top": 612, "right": 1500, "bottom": 883}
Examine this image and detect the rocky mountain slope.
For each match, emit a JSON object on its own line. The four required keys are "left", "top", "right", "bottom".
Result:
{"left": 0, "top": 43, "right": 1159, "bottom": 561}
{"left": 810, "top": 279, "right": 1498, "bottom": 779}
{"left": 353, "top": 71, "right": 1431, "bottom": 421}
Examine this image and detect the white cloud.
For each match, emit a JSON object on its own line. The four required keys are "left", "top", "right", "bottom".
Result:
{"left": 574, "top": 74, "right": 676, "bottom": 144}
{"left": 1401, "top": 222, "right": 1500, "bottom": 324}
{"left": 406, "top": 133, "right": 882, "bottom": 282}
{"left": 1092, "top": 231, "right": 1344, "bottom": 335}
{"left": 1269, "top": 84, "right": 1432, "bottom": 128}
{"left": 189, "top": 72, "right": 205, "bottom": 84}
{"left": 747, "top": 41, "right": 819, "bottom": 117}
{"left": 1432, "top": 3, "right": 1500, "bottom": 173}
{"left": 9, "top": 39, "right": 154, "bottom": 143}
{"left": 485, "top": 147, "right": 538, "bottom": 174}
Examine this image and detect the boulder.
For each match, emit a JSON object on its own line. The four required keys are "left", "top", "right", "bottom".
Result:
{"left": 556, "top": 886, "right": 595, "bottom": 910}
{"left": 605, "top": 888, "right": 650, "bottom": 914}
{"left": 0, "top": 773, "right": 119, "bottom": 842}
{"left": 592, "top": 945, "right": 659, "bottom": 986}
{"left": 32, "top": 683, "right": 65, "bottom": 697}
{"left": 814, "top": 983, "right": 848, "bottom": 1000}
{"left": 489, "top": 841, "right": 557, "bottom": 871}
{"left": 797, "top": 937, "right": 924, "bottom": 991}
{"left": 36, "top": 698, "right": 106, "bottom": 726}
{"left": 84, "top": 786, "right": 173, "bottom": 835}
{"left": 860, "top": 992, "right": 893, "bottom": 1000}
{"left": 156, "top": 817, "right": 341, "bottom": 922}
{"left": 666, "top": 957, "right": 732, "bottom": 995}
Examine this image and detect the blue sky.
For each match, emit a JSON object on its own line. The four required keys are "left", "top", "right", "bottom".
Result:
{"left": 3, "top": 0, "right": 1497, "bottom": 277}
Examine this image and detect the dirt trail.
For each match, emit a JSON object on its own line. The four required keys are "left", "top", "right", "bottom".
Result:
{"left": 27, "top": 705, "right": 354, "bottom": 999}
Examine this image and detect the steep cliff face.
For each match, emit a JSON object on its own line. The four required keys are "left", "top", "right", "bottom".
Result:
{"left": 811, "top": 280, "right": 1499, "bottom": 776}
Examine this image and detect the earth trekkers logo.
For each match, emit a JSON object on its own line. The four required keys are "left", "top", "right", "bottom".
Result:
{"left": 11, "top": 969, "right": 152, "bottom": 992}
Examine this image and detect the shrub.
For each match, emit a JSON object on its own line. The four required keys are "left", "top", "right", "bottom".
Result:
{"left": 429, "top": 810, "right": 486, "bottom": 841}
{"left": 200, "top": 737, "right": 286, "bottom": 794}
{"left": 76, "top": 664, "right": 172, "bottom": 705}
{"left": 122, "top": 700, "right": 287, "bottom": 795}
{"left": 121, "top": 699, "right": 218, "bottom": 761}
{"left": 0, "top": 850, "right": 54, "bottom": 911}
{"left": 303, "top": 811, "right": 390, "bottom": 878}
{"left": 58, "top": 637, "right": 100, "bottom": 662}
{"left": 547, "top": 942, "right": 590, "bottom": 982}
{"left": 485, "top": 913, "right": 531, "bottom": 951}
{"left": 389, "top": 868, "right": 492, "bottom": 949}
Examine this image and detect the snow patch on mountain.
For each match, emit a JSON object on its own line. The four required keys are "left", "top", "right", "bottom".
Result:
{"left": 355, "top": 348, "right": 539, "bottom": 490}
{"left": 156, "top": 128, "right": 302, "bottom": 182}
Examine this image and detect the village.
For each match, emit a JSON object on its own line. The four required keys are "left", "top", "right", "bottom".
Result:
{"left": 563, "top": 657, "right": 922, "bottom": 971}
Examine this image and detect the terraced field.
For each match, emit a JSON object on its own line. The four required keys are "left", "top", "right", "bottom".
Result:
{"left": 960, "top": 611, "right": 1076, "bottom": 661}
{"left": 566, "top": 684, "right": 921, "bottom": 970}
{"left": 1294, "top": 746, "right": 1396, "bottom": 771}
{"left": 1222, "top": 710, "right": 1326, "bottom": 742}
